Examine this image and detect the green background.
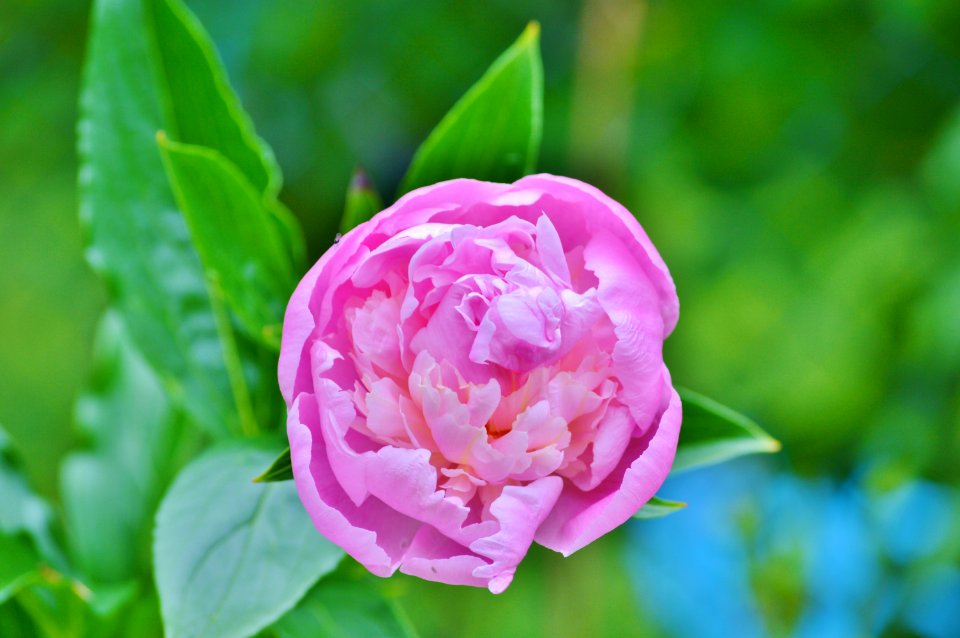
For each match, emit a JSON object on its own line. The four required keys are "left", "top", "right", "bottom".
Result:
{"left": 2, "top": 0, "right": 959, "bottom": 635}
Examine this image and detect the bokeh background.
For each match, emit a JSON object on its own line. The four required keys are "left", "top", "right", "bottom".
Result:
{"left": 2, "top": 0, "right": 959, "bottom": 635}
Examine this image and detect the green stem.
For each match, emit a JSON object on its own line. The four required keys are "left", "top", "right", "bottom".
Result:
{"left": 207, "top": 273, "right": 258, "bottom": 437}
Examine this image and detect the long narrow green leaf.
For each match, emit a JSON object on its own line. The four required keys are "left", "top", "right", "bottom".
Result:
{"left": 80, "top": 0, "right": 234, "bottom": 437}
{"left": 158, "top": 136, "right": 295, "bottom": 348}
{"left": 79, "top": 0, "right": 298, "bottom": 438}
{"left": 144, "top": 0, "right": 279, "bottom": 197}
{"left": 398, "top": 22, "right": 543, "bottom": 194}
{"left": 633, "top": 495, "right": 688, "bottom": 520}
{"left": 253, "top": 446, "right": 293, "bottom": 483}
{"left": 673, "top": 388, "right": 781, "bottom": 473}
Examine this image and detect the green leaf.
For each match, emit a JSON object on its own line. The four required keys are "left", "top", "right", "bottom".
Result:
{"left": 80, "top": 0, "right": 232, "bottom": 437}
{"left": 633, "top": 495, "right": 687, "bottom": 520}
{"left": 61, "top": 312, "right": 196, "bottom": 584}
{"left": 398, "top": 22, "right": 543, "bottom": 195}
{"left": 158, "top": 135, "right": 296, "bottom": 347}
{"left": 673, "top": 388, "right": 781, "bottom": 473}
{"left": 272, "top": 574, "right": 418, "bottom": 638}
{"left": 0, "top": 426, "right": 63, "bottom": 568}
{"left": 252, "top": 447, "right": 293, "bottom": 483}
{"left": 0, "top": 427, "right": 70, "bottom": 618}
{"left": 340, "top": 168, "right": 383, "bottom": 234}
{"left": 154, "top": 443, "right": 343, "bottom": 638}
{"left": 0, "top": 534, "right": 40, "bottom": 604}
{"left": 144, "top": 0, "right": 280, "bottom": 197}
{"left": 0, "top": 599, "right": 34, "bottom": 635}
{"left": 79, "top": 0, "right": 297, "bottom": 438}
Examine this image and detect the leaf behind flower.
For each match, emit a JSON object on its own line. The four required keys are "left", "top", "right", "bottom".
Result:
{"left": 252, "top": 446, "right": 293, "bottom": 483}
{"left": 340, "top": 168, "right": 384, "bottom": 234}
{"left": 633, "top": 495, "right": 688, "bottom": 520}
{"left": 398, "top": 22, "right": 543, "bottom": 195}
{"left": 272, "top": 572, "right": 419, "bottom": 638}
{"left": 673, "top": 388, "right": 781, "bottom": 473}
{"left": 154, "top": 442, "right": 343, "bottom": 638}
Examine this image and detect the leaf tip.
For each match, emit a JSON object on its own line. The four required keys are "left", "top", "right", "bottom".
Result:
{"left": 522, "top": 21, "right": 541, "bottom": 43}
{"left": 350, "top": 166, "right": 374, "bottom": 193}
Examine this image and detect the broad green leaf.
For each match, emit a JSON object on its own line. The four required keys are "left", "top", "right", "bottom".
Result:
{"left": 144, "top": 0, "right": 280, "bottom": 197}
{"left": 253, "top": 446, "right": 293, "bottom": 483}
{"left": 79, "top": 0, "right": 295, "bottom": 437}
{"left": 154, "top": 443, "right": 343, "bottom": 638}
{"left": 272, "top": 574, "right": 418, "bottom": 638}
{"left": 158, "top": 136, "right": 295, "bottom": 347}
{"left": 0, "top": 534, "right": 40, "bottom": 604}
{"left": 340, "top": 169, "right": 383, "bottom": 234}
{"left": 398, "top": 22, "right": 543, "bottom": 194}
{"left": 61, "top": 312, "right": 196, "bottom": 584}
{"left": 633, "top": 495, "right": 687, "bottom": 520}
{"left": 80, "top": 0, "right": 233, "bottom": 437}
{"left": 673, "top": 388, "right": 781, "bottom": 473}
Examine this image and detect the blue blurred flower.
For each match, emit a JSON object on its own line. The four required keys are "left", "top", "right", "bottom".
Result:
{"left": 625, "top": 460, "right": 960, "bottom": 638}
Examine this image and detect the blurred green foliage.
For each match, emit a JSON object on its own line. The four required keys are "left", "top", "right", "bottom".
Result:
{"left": 2, "top": 0, "right": 959, "bottom": 635}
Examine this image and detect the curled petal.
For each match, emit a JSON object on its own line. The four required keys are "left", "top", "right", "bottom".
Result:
{"left": 289, "top": 393, "right": 421, "bottom": 576}
{"left": 535, "top": 375, "right": 681, "bottom": 555}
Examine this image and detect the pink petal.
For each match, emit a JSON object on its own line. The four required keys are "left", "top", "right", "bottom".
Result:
{"left": 583, "top": 229, "right": 665, "bottom": 431}
{"left": 289, "top": 393, "right": 421, "bottom": 576}
{"left": 534, "top": 375, "right": 681, "bottom": 556}
{"left": 535, "top": 213, "right": 571, "bottom": 286}
{"left": 365, "top": 445, "right": 497, "bottom": 546}
{"left": 469, "top": 476, "right": 564, "bottom": 593}
{"left": 568, "top": 404, "right": 635, "bottom": 491}
{"left": 511, "top": 174, "right": 679, "bottom": 335}
{"left": 278, "top": 258, "right": 324, "bottom": 406}
{"left": 399, "top": 526, "right": 490, "bottom": 589}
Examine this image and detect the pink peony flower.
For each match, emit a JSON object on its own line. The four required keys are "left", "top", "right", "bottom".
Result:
{"left": 279, "top": 175, "right": 681, "bottom": 593}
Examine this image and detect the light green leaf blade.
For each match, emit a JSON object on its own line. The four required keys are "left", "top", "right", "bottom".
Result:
{"left": 633, "top": 495, "right": 688, "bottom": 520}
{"left": 154, "top": 443, "right": 343, "bottom": 638}
{"left": 79, "top": 0, "right": 235, "bottom": 437}
{"left": 252, "top": 446, "right": 293, "bottom": 483}
{"left": 398, "top": 22, "right": 543, "bottom": 195}
{"left": 340, "top": 169, "right": 383, "bottom": 234}
{"left": 673, "top": 388, "right": 781, "bottom": 473}
{"left": 144, "top": 0, "right": 280, "bottom": 197}
{"left": 62, "top": 312, "right": 196, "bottom": 584}
{"left": 0, "top": 534, "right": 40, "bottom": 605}
{"left": 158, "top": 136, "right": 295, "bottom": 347}
{"left": 272, "top": 574, "right": 418, "bottom": 638}
{"left": 0, "top": 426, "right": 63, "bottom": 569}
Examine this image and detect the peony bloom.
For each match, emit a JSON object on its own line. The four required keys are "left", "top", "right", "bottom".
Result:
{"left": 279, "top": 175, "right": 681, "bottom": 593}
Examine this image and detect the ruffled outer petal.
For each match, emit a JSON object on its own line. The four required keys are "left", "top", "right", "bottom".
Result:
{"left": 288, "top": 393, "right": 421, "bottom": 576}
{"left": 583, "top": 229, "right": 665, "bottom": 431}
{"left": 534, "top": 373, "right": 681, "bottom": 556}
{"left": 510, "top": 174, "right": 679, "bottom": 335}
